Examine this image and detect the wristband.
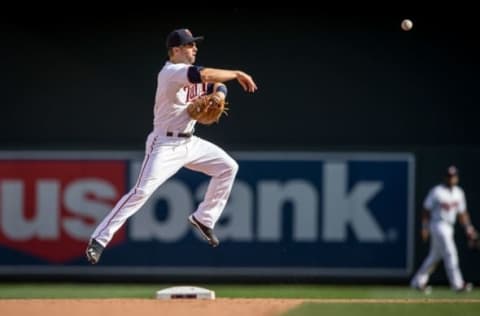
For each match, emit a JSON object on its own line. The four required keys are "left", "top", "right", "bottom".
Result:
{"left": 215, "top": 85, "right": 228, "bottom": 97}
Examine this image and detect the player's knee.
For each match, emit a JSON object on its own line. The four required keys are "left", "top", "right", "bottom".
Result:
{"left": 230, "top": 160, "right": 239, "bottom": 175}
{"left": 444, "top": 256, "right": 459, "bottom": 269}
{"left": 130, "top": 187, "right": 151, "bottom": 200}
{"left": 222, "top": 159, "right": 239, "bottom": 178}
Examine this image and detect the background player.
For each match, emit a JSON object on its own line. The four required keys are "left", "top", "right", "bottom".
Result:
{"left": 410, "top": 165, "right": 477, "bottom": 293}
{"left": 85, "top": 28, "right": 257, "bottom": 264}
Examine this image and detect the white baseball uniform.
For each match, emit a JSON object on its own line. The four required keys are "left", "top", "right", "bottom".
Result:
{"left": 90, "top": 61, "right": 238, "bottom": 247}
{"left": 410, "top": 184, "right": 467, "bottom": 290}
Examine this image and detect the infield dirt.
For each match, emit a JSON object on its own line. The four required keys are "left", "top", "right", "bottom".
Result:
{"left": 2, "top": 298, "right": 480, "bottom": 316}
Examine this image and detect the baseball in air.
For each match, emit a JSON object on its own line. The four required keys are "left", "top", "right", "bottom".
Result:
{"left": 401, "top": 19, "right": 413, "bottom": 31}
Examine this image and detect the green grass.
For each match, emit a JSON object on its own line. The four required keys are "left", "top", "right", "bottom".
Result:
{"left": 284, "top": 303, "right": 480, "bottom": 316}
{"left": 0, "top": 283, "right": 160, "bottom": 299}
{"left": 209, "top": 284, "right": 480, "bottom": 299}
{"left": 0, "top": 284, "right": 480, "bottom": 299}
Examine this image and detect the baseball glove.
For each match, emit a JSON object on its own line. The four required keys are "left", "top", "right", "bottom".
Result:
{"left": 187, "top": 94, "right": 228, "bottom": 125}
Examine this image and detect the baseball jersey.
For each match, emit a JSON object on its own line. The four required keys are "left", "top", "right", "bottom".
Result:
{"left": 153, "top": 61, "right": 208, "bottom": 133}
{"left": 423, "top": 184, "right": 467, "bottom": 225}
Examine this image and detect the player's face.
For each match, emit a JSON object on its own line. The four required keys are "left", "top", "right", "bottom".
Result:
{"left": 178, "top": 42, "right": 198, "bottom": 64}
{"left": 446, "top": 175, "right": 459, "bottom": 187}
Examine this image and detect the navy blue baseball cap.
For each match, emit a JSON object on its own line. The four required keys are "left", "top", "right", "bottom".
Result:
{"left": 446, "top": 165, "right": 459, "bottom": 177}
{"left": 166, "top": 28, "right": 204, "bottom": 48}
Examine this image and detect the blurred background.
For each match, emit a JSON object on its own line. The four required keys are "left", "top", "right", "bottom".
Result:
{"left": 1, "top": 7, "right": 479, "bottom": 286}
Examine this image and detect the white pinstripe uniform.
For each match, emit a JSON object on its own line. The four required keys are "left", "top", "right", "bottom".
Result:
{"left": 410, "top": 184, "right": 467, "bottom": 290}
{"left": 90, "top": 61, "right": 238, "bottom": 247}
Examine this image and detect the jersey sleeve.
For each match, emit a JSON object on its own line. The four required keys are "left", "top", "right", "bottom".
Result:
{"left": 162, "top": 63, "right": 202, "bottom": 86}
{"left": 423, "top": 188, "right": 436, "bottom": 211}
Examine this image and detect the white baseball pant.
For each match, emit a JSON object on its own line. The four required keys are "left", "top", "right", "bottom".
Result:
{"left": 91, "top": 130, "right": 238, "bottom": 247}
{"left": 410, "top": 221, "right": 464, "bottom": 290}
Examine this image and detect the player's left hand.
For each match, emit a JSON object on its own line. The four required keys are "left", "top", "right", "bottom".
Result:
{"left": 465, "top": 226, "right": 480, "bottom": 251}
{"left": 465, "top": 225, "right": 477, "bottom": 240}
{"left": 187, "top": 93, "right": 228, "bottom": 125}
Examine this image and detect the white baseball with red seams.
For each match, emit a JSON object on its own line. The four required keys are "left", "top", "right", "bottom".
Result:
{"left": 90, "top": 61, "right": 238, "bottom": 247}
{"left": 401, "top": 19, "right": 413, "bottom": 31}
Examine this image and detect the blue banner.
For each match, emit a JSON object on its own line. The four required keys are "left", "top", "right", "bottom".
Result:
{"left": 0, "top": 152, "right": 414, "bottom": 277}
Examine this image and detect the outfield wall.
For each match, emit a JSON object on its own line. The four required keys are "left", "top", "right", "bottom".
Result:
{"left": 1, "top": 149, "right": 479, "bottom": 284}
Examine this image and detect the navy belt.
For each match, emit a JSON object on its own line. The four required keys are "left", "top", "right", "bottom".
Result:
{"left": 166, "top": 131, "right": 192, "bottom": 138}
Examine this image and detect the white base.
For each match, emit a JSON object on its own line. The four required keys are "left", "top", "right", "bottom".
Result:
{"left": 155, "top": 286, "right": 215, "bottom": 300}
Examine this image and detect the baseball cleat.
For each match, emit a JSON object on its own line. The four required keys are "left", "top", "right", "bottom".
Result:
{"left": 85, "top": 239, "right": 104, "bottom": 264}
{"left": 456, "top": 282, "right": 473, "bottom": 293}
{"left": 188, "top": 215, "right": 220, "bottom": 247}
{"left": 412, "top": 284, "right": 432, "bottom": 295}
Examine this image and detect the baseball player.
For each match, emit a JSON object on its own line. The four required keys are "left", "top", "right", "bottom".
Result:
{"left": 85, "top": 28, "right": 257, "bottom": 264}
{"left": 410, "top": 165, "right": 477, "bottom": 293}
